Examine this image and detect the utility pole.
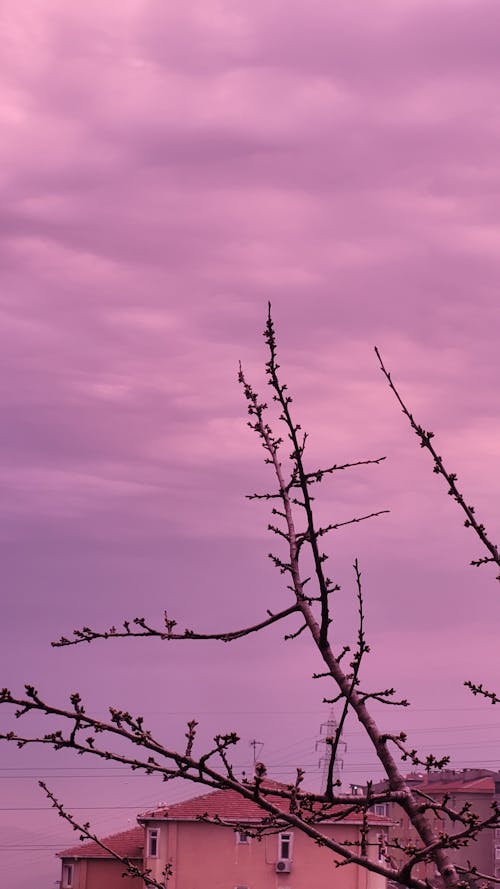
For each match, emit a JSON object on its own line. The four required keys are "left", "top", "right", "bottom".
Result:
{"left": 249, "top": 739, "right": 263, "bottom": 765}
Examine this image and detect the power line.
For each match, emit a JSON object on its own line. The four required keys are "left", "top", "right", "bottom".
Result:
{"left": 69, "top": 707, "right": 500, "bottom": 716}
{"left": 0, "top": 805, "right": 149, "bottom": 811}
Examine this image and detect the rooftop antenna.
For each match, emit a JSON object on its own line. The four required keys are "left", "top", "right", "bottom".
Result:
{"left": 316, "top": 708, "right": 346, "bottom": 793}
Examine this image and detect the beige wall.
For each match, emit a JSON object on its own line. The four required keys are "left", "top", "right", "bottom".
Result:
{"left": 442, "top": 792, "right": 493, "bottom": 876}
{"left": 387, "top": 791, "right": 494, "bottom": 881}
{"left": 145, "top": 819, "right": 387, "bottom": 889}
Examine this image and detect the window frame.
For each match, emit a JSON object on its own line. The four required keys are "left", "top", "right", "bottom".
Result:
{"left": 147, "top": 827, "right": 160, "bottom": 858}
{"left": 62, "top": 863, "right": 73, "bottom": 888}
{"left": 236, "top": 830, "right": 251, "bottom": 845}
{"left": 278, "top": 831, "right": 293, "bottom": 861}
{"left": 374, "top": 803, "right": 388, "bottom": 817}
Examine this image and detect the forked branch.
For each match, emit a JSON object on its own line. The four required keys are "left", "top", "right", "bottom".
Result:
{"left": 1, "top": 308, "right": 491, "bottom": 889}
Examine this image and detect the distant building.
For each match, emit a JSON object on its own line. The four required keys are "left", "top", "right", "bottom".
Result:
{"left": 370, "top": 769, "right": 499, "bottom": 884}
{"left": 59, "top": 825, "right": 143, "bottom": 889}
{"left": 58, "top": 781, "right": 390, "bottom": 889}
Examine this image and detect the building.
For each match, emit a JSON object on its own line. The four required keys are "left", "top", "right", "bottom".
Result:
{"left": 59, "top": 781, "right": 390, "bottom": 889}
{"left": 59, "top": 825, "right": 143, "bottom": 889}
{"left": 370, "top": 769, "right": 500, "bottom": 884}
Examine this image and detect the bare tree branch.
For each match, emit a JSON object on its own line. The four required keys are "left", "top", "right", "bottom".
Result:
{"left": 463, "top": 680, "right": 500, "bottom": 705}
{"left": 41, "top": 783, "right": 170, "bottom": 889}
{"left": 2, "top": 308, "right": 497, "bottom": 889}
{"left": 375, "top": 346, "right": 500, "bottom": 579}
{"left": 52, "top": 604, "right": 300, "bottom": 648}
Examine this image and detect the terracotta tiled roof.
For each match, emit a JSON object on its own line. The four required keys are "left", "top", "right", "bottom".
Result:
{"left": 139, "top": 782, "right": 390, "bottom": 826}
{"left": 413, "top": 776, "right": 494, "bottom": 795}
{"left": 58, "top": 782, "right": 391, "bottom": 860}
{"left": 374, "top": 772, "right": 498, "bottom": 798}
{"left": 59, "top": 826, "right": 143, "bottom": 860}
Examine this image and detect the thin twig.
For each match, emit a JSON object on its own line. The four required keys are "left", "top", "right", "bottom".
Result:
{"left": 375, "top": 346, "right": 500, "bottom": 579}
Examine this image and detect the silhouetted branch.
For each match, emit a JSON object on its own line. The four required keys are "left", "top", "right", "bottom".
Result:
{"left": 464, "top": 680, "right": 500, "bottom": 704}
{"left": 40, "top": 782, "right": 170, "bottom": 889}
{"left": 358, "top": 689, "right": 410, "bottom": 707}
{"left": 326, "top": 560, "right": 367, "bottom": 798}
{"left": 302, "top": 456, "right": 387, "bottom": 483}
{"left": 1, "top": 308, "right": 490, "bottom": 889}
{"left": 375, "top": 346, "right": 500, "bottom": 579}
{"left": 295, "top": 509, "right": 390, "bottom": 554}
{"left": 456, "top": 863, "right": 500, "bottom": 884}
{"left": 52, "top": 604, "right": 300, "bottom": 648}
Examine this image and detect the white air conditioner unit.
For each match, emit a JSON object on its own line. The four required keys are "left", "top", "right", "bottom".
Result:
{"left": 276, "top": 859, "right": 292, "bottom": 873}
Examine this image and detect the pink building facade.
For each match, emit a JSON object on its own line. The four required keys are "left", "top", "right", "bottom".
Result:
{"left": 59, "top": 783, "right": 390, "bottom": 889}
{"left": 371, "top": 769, "right": 500, "bottom": 884}
{"left": 59, "top": 826, "right": 143, "bottom": 889}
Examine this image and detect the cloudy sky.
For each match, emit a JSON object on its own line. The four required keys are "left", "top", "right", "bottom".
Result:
{"left": 2, "top": 2, "right": 500, "bottom": 887}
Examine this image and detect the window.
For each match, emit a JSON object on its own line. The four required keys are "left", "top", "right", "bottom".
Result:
{"left": 147, "top": 828, "right": 159, "bottom": 858}
{"left": 236, "top": 831, "right": 250, "bottom": 844}
{"left": 279, "top": 832, "right": 293, "bottom": 860}
{"left": 496, "top": 828, "right": 500, "bottom": 841}
{"left": 369, "top": 803, "right": 388, "bottom": 817}
{"left": 62, "top": 863, "right": 73, "bottom": 888}
{"left": 495, "top": 845, "right": 500, "bottom": 861}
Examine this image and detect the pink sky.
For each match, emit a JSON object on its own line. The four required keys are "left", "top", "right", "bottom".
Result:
{"left": 2, "top": 2, "right": 500, "bottom": 888}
